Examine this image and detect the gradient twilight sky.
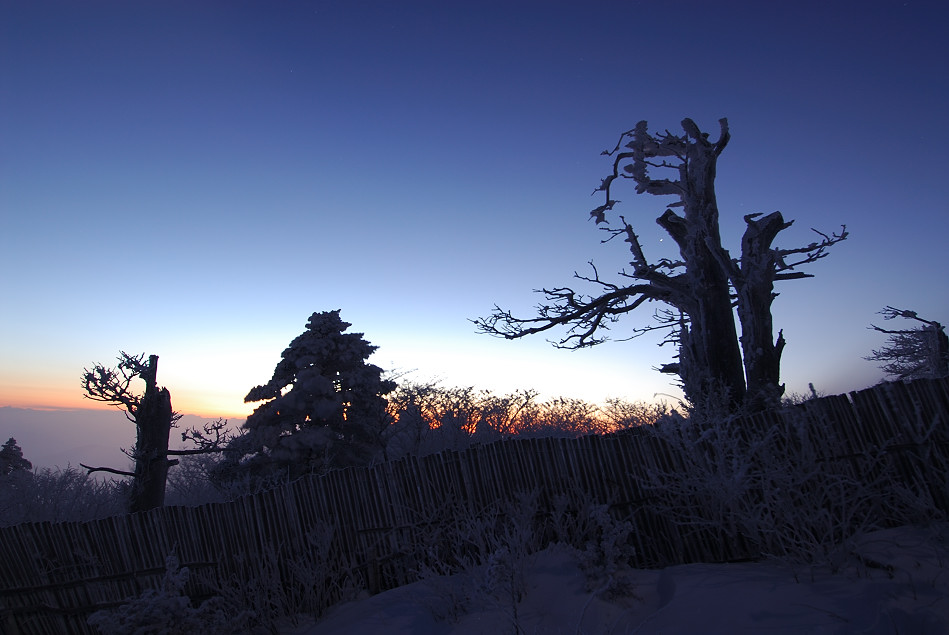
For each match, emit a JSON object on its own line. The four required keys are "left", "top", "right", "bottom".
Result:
{"left": 2, "top": 1, "right": 947, "bottom": 419}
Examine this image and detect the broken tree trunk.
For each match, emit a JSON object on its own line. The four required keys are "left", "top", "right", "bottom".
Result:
{"left": 733, "top": 212, "right": 790, "bottom": 410}
{"left": 128, "top": 355, "right": 174, "bottom": 513}
{"left": 653, "top": 119, "right": 746, "bottom": 409}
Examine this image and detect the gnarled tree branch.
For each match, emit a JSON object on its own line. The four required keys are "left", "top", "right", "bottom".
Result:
{"left": 477, "top": 118, "right": 846, "bottom": 412}
{"left": 79, "top": 463, "right": 135, "bottom": 477}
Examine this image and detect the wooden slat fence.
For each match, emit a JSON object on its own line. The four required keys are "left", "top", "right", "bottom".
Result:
{"left": 1, "top": 377, "right": 948, "bottom": 634}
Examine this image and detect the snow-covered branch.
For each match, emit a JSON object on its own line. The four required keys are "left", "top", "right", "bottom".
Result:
{"left": 774, "top": 225, "right": 848, "bottom": 273}
{"left": 81, "top": 351, "right": 148, "bottom": 421}
{"left": 178, "top": 418, "right": 233, "bottom": 455}
{"left": 475, "top": 281, "right": 658, "bottom": 348}
{"left": 79, "top": 463, "right": 136, "bottom": 477}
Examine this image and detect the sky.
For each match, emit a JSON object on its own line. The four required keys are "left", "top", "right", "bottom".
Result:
{"left": 2, "top": 0, "right": 948, "bottom": 431}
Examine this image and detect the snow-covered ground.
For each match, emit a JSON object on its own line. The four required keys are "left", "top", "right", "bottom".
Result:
{"left": 289, "top": 524, "right": 949, "bottom": 635}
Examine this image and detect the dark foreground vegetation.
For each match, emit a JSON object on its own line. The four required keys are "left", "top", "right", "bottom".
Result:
{"left": 1, "top": 377, "right": 947, "bottom": 635}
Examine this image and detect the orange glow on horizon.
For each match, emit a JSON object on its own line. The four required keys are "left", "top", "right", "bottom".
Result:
{"left": 1, "top": 384, "right": 251, "bottom": 420}
{"left": 0, "top": 384, "right": 96, "bottom": 411}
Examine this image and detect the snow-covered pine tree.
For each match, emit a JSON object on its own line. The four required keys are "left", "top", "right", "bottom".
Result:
{"left": 0, "top": 438, "right": 32, "bottom": 476}
{"left": 225, "top": 310, "right": 396, "bottom": 481}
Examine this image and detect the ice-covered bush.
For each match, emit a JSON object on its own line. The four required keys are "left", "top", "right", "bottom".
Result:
{"left": 411, "top": 491, "right": 542, "bottom": 627}
{"left": 87, "top": 553, "right": 254, "bottom": 634}
{"left": 637, "top": 401, "right": 944, "bottom": 568}
{"left": 382, "top": 382, "right": 656, "bottom": 460}
{"left": 548, "top": 491, "right": 637, "bottom": 595}
{"left": 89, "top": 519, "right": 360, "bottom": 634}
{"left": 409, "top": 488, "right": 640, "bottom": 629}
{"left": 163, "top": 453, "right": 230, "bottom": 506}
{"left": 201, "top": 519, "right": 361, "bottom": 633}
{"left": 0, "top": 466, "right": 126, "bottom": 526}
{"left": 875, "top": 408, "right": 949, "bottom": 526}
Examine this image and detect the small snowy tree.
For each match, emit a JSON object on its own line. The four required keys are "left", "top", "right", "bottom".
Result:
{"left": 87, "top": 553, "right": 254, "bottom": 634}
{"left": 223, "top": 310, "right": 396, "bottom": 481}
{"left": 0, "top": 438, "right": 32, "bottom": 476}
{"left": 80, "top": 352, "right": 230, "bottom": 512}
{"left": 81, "top": 353, "right": 179, "bottom": 512}
{"left": 866, "top": 306, "right": 949, "bottom": 381}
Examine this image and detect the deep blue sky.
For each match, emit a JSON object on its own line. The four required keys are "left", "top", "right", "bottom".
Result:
{"left": 2, "top": 0, "right": 947, "bottom": 419}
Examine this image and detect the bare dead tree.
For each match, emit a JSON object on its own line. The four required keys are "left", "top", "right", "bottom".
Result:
{"left": 866, "top": 306, "right": 949, "bottom": 380}
{"left": 81, "top": 352, "right": 231, "bottom": 512}
{"left": 476, "top": 118, "right": 846, "bottom": 412}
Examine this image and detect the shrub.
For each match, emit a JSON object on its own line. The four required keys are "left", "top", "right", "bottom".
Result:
{"left": 637, "top": 401, "right": 945, "bottom": 569}
{"left": 383, "top": 381, "right": 658, "bottom": 460}
{"left": 0, "top": 466, "right": 126, "bottom": 527}
{"left": 87, "top": 553, "right": 255, "bottom": 635}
